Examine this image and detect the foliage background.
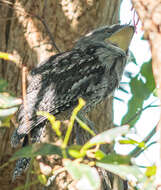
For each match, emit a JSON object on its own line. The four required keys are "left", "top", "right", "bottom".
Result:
{"left": 114, "top": 0, "right": 159, "bottom": 169}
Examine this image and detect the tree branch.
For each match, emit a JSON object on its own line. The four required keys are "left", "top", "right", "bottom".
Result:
{"left": 129, "top": 125, "right": 157, "bottom": 157}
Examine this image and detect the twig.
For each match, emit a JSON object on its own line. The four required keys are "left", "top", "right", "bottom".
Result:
{"left": 124, "top": 99, "right": 159, "bottom": 125}
{"left": 129, "top": 125, "right": 157, "bottom": 157}
{"left": 34, "top": 16, "right": 60, "bottom": 53}
{"left": 0, "top": 0, "right": 60, "bottom": 53}
{"left": 22, "top": 65, "right": 28, "bottom": 102}
{"left": 22, "top": 65, "right": 31, "bottom": 144}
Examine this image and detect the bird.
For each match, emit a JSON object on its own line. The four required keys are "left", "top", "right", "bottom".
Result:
{"left": 11, "top": 24, "right": 134, "bottom": 180}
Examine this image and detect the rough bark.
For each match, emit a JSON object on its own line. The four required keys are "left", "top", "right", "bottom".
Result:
{"left": 0, "top": 0, "right": 124, "bottom": 189}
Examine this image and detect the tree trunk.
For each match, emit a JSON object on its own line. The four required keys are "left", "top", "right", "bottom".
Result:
{"left": 0, "top": 0, "right": 124, "bottom": 189}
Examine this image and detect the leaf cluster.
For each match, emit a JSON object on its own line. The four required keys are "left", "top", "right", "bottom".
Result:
{"left": 2, "top": 98, "right": 155, "bottom": 190}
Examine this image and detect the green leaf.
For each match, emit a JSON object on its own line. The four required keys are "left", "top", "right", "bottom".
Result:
{"left": 121, "top": 96, "right": 143, "bottom": 126}
{"left": 38, "top": 174, "right": 47, "bottom": 185}
{"left": 95, "top": 150, "right": 106, "bottom": 160}
{"left": 153, "top": 88, "right": 158, "bottom": 97}
{"left": 145, "top": 165, "right": 156, "bottom": 177}
{"left": 64, "top": 160, "right": 82, "bottom": 180}
{"left": 89, "top": 125, "right": 129, "bottom": 144}
{"left": 131, "top": 76, "right": 150, "bottom": 98}
{"left": 64, "top": 160, "right": 100, "bottom": 190}
{"left": 140, "top": 59, "right": 155, "bottom": 93}
{"left": 68, "top": 145, "right": 85, "bottom": 158}
{"left": 0, "top": 93, "right": 22, "bottom": 109}
{"left": 97, "top": 162, "right": 156, "bottom": 190}
{"left": 0, "top": 107, "right": 18, "bottom": 127}
{"left": 98, "top": 153, "right": 131, "bottom": 165}
{"left": 122, "top": 60, "right": 155, "bottom": 126}
{"left": 81, "top": 126, "right": 129, "bottom": 151}
{"left": 119, "top": 139, "right": 145, "bottom": 148}
{"left": 0, "top": 115, "right": 12, "bottom": 127}
{"left": 96, "top": 162, "right": 145, "bottom": 182}
{"left": 0, "top": 107, "right": 18, "bottom": 117}
{"left": 10, "top": 143, "right": 62, "bottom": 160}
{"left": 0, "top": 93, "right": 21, "bottom": 127}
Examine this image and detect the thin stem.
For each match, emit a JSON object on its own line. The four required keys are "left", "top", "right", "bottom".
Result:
{"left": 124, "top": 100, "right": 159, "bottom": 125}
{"left": 129, "top": 125, "right": 156, "bottom": 157}
{"left": 62, "top": 98, "right": 85, "bottom": 149}
{"left": 35, "top": 16, "right": 61, "bottom": 53}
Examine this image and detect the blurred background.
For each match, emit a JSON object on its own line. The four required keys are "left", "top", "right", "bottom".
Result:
{"left": 114, "top": 0, "right": 159, "bottom": 169}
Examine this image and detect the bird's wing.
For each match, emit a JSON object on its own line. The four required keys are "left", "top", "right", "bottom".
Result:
{"left": 17, "top": 44, "right": 125, "bottom": 136}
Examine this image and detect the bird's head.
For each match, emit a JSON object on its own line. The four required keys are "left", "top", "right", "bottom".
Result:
{"left": 75, "top": 24, "right": 134, "bottom": 52}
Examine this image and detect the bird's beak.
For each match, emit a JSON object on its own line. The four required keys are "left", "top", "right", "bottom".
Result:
{"left": 107, "top": 25, "right": 134, "bottom": 51}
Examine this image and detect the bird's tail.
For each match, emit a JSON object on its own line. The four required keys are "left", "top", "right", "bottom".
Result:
{"left": 12, "top": 123, "right": 46, "bottom": 180}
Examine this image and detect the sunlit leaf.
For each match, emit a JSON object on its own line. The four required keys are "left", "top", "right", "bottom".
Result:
{"left": 153, "top": 88, "right": 158, "bottom": 97}
{"left": 89, "top": 125, "right": 129, "bottom": 144}
{"left": 0, "top": 107, "right": 18, "bottom": 117}
{"left": 96, "top": 162, "right": 145, "bottom": 182}
{"left": 0, "top": 93, "right": 22, "bottom": 109}
{"left": 97, "top": 161, "right": 156, "bottom": 190}
{"left": 95, "top": 150, "right": 106, "bottom": 160}
{"left": 38, "top": 174, "right": 47, "bottom": 185}
{"left": 68, "top": 145, "right": 85, "bottom": 158}
{"left": 64, "top": 160, "right": 100, "bottom": 190}
{"left": 0, "top": 93, "right": 21, "bottom": 127}
{"left": 145, "top": 165, "right": 156, "bottom": 177}
{"left": 0, "top": 115, "right": 12, "bottom": 127}
{"left": 81, "top": 126, "right": 129, "bottom": 151}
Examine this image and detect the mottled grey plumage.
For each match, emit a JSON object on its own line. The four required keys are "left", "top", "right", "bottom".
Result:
{"left": 11, "top": 24, "right": 134, "bottom": 179}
